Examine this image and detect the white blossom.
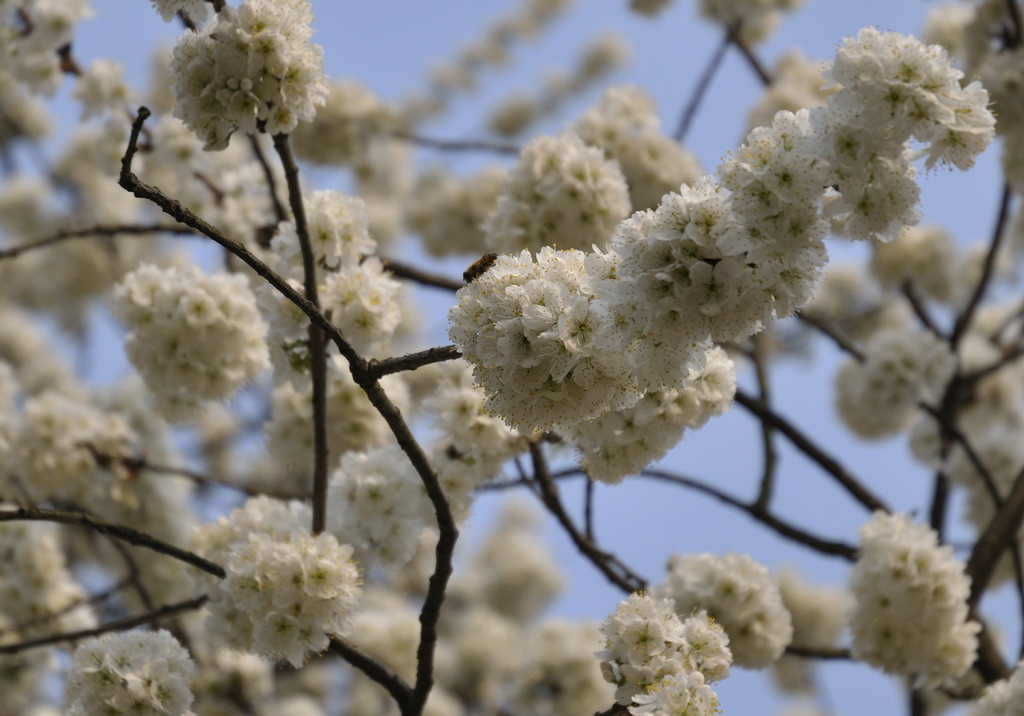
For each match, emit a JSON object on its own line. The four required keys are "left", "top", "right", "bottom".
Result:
{"left": 483, "top": 132, "right": 631, "bottom": 253}
{"left": 113, "top": 264, "right": 270, "bottom": 421}
{"left": 573, "top": 85, "right": 701, "bottom": 211}
{"left": 570, "top": 345, "right": 735, "bottom": 483}
{"left": 65, "top": 630, "right": 194, "bottom": 716}
{"left": 449, "top": 247, "right": 639, "bottom": 432}
{"left": 598, "top": 593, "right": 731, "bottom": 706}
{"left": 835, "top": 327, "right": 956, "bottom": 439}
{"left": 849, "top": 512, "right": 979, "bottom": 687}
{"left": 654, "top": 552, "right": 792, "bottom": 669}
{"left": 209, "top": 529, "right": 362, "bottom": 667}
{"left": 169, "top": 0, "right": 327, "bottom": 149}
{"left": 327, "top": 447, "right": 434, "bottom": 570}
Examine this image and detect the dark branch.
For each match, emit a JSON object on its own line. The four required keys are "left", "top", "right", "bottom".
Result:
{"left": 390, "top": 129, "right": 520, "bottom": 155}
{"left": 0, "top": 224, "right": 196, "bottom": 261}
{"left": 330, "top": 635, "right": 412, "bottom": 709}
{"left": 368, "top": 345, "right": 462, "bottom": 379}
{"left": 0, "top": 508, "right": 224, "bottom": 578}
{"left": 951, "top": 183, "right": 1013, "bottom": 347}
{"left": 530, "top": 444, "right": 647, "bottom": 593}
{"left": 381, "top": 258, "right": 464, "bottom": 292}
{"left": 734, "top": 389, "right": 888, "bottom": 514}
{"left": 639, "top": 470, "right": 857, "bottom": 560}
{"left": 0, "top": 595, "right": 208, "bottom": 655}
{"left": 674, "top": 28, "right": 732, "bottom": 142}
{"left": 272, "top": 132, "right": 329, "bottom": 536}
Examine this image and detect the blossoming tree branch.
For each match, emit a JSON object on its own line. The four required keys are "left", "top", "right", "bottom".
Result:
{"left": 0, "top": 0, "right": 1023, "bottom": 714}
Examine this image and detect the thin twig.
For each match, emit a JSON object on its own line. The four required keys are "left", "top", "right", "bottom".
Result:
{"left": 248, "top": 134, "right": 287, "bottom": 226}
{"left": 530, "top": 444, "right": 647, "bottom": 593}
{"left": 639, "top": 469, "right": 857, "bottom": 560}
{"left": 967, "top": 465, "right": 1024, "bottom": 605}
{"left": 674, "top": 29, "right": 732, "bottom": 142}
{"left": 390, "top": 129, "right": 520, "bottom": 155}
{"left": 368, "top": 345, "right": 462, "bottom": 379}
{"left": 0, "top": 224, "right": 196, "bottom": 261}
{"left": 951, "top": 183, "right": 1013, "bottom": 348}
{"left": 0, "top": 595, "right": 208, "bottom": 655}
{"left": 785, "top": 644, "right": 852, "bottom": 660}
{"left": 731, "top": 33, "right": 773, "bottom": 86}
{"left": 329, "top": 636, "right": 412, "bottom": 709}
{"left": 751, "top": 333, "right": 778, "bottom": 511}
{"left": 0, "top": 508, "right": 225, "bottom": 578}
{"left": 796, "top": 312, "right": 866, "bottom": 362}
{"left": 381, "top": 258, "right": 464, "bottom": 292}
{"left": 272, "top": 133, "right": 329, "bottom": 536}
{"left": 734, "top": 390, "right": 888, "bottom": 513}
{"left": 901, "top": 281, "right": 945, "bottom": 341}
{"left": 108, "top": 538, "right": 155, "bottom": 611}
{"left": 584, "top": 478, "right": 596, "bottom": 541}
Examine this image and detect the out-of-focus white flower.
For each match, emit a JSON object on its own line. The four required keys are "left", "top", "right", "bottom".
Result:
{"left": 849, "top": 512, "right": 979, "bottom": 687}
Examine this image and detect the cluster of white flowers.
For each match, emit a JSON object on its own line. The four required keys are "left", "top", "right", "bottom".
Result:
{"left": 113, "top": 264, "right": 270, "bottom": 421}
{"left": 1, "top": 0, "right": 92, "bottom": 95}
{"left": 169, "top": 0, "right": 327, "bottom": 149}
{"left": 320, "top": 257, "right": 404, "bottom": 355}
{"left": 193, "top": 495, "right": 311, "bottom": 565}
{"left": 869, "top": 225, "right": 960, "bottom": 304}
{"left": 570, "top": 345, "right": 735, "bottom": 483}
{"left": 0, "top": 520, "right": 97, "bottom": 636}
{"left": 653, "top": 552, "right": 793, "bottom": 668}
{"left": 772, "top": 570, "right": 848, "bottom": 693}
{"left": 573, "top": 85, "right": 702, "bottom": 211}
{"left": 65, "top": 630, "right": 194, "bottom": 716}
{"left": 835, "top": 327, "right": 956, "bottom": 438}
{"left": 450, "top": 502, "right": 564, "bottom": 622}
{"left": 507, "top": 621, "right": 613, "bottom": 716}
{"left": 457, "top": 35, "right": 986, "bottom": 432}
{"left": 597, "top": 592, "right": 731, "bottom": 710}
{"left": 485, "top": 34, "right": 631, "bottom": 138}
{"left": 483, "top": 132, "right": 631, "bottom": 253}
{"left": 423, "top": 361, "right": 528, "bottom": 510}
{"left": 290, "top": 79, "right": 394, "bottom": 166}
{"left": 3, "top": 390, "right": 137, "bottom": 506}
{"left": 406, "top": 166, "right": 506, "bottom": 257}
{"left": 211, "top": 529, "right": 362, "bottom": 667}
{"left": 327, "top": 447, "right": 434, "bottom": 570}
{"left": 821, "top": 28, "right": 994, "bottom": 238}
{"left": 591, "top": 173, "right": 823, "bottom": 392}
{"left": 698, "top": 0, "right": 804, "bottom": 45}
{"left": 629, "top": 671, "right": 722, "bottom": 716}
{"left": 449, "top": 247, "right": 638, "bottom": 432}
{"left": 969, "top": 660, "right": 1024, "bottom": 716}
{"left": 272, "top": 190, "right": 375, "bottom": 272}
{"left": 72, "top": 59, "right": 134, "bottom": 120}
{"left": 0, "top": 70, "right": 52, "bottom": 149}
{"left": 849, "top": 512, "right": 979, "bottom": 687}
{"left": 262, "top": 189, "right": 409, "bottom": 375}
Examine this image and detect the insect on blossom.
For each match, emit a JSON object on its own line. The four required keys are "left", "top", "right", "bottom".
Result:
{"left": 463, "top": 252, "right": 499, "bottom": 283}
